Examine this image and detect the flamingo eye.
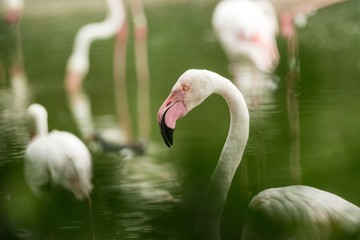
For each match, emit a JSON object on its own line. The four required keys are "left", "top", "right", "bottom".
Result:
{"left": 182, "top": 85, "right": 190, "bottom": 91}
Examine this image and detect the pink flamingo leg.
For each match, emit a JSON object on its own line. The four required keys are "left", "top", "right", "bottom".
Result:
{"left": 131, "top": 0, "right": 151, "bottom": 142}
{"left": 114, "top": 20, "right": 134, "bottom": 143}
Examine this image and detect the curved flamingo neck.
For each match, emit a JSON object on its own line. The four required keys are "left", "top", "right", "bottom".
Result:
{"left": 67, "top": 0, "right": 126, "bottom": 76}
{"left": 33, "top": 110, "right": 49, "bottom": 137}
{"left": 196, "top": 71, "right": 249, "bottom": 240}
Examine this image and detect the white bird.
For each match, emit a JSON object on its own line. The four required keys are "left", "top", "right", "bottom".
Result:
{"left": 65, "top": 0, "right": 126, "bottom": 93}
{"left": 64, "top": 0, "right": 132, "bottom": 144}
{"left": 212, "top": 0, "right": 279, "bottom": 117}
{"left": 65, "top": 0, "right": 151, "bottom": 146}
{"left": 212, "top": 0, "right": 279, "bottom": 74}
{"left": 24, "top": 103, "right": 93, "bottom": 200}
{"left": 212, "top": 0, "right": 348, "bottom": 73}
{"left": 157, "top": 69, "right": 360, "bottom": 240}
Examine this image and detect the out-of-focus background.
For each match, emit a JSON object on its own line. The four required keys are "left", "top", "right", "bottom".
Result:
{"left": 0, "top": 0, "right": 359, "bottom": 239}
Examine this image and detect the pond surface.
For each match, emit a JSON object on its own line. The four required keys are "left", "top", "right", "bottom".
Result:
{"left": 0, "top": 0, "right": 360, "bottom": 239}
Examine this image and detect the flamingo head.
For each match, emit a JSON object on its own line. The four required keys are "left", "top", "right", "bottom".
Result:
{"left": 3, "top": 0, "right": 24, "bottom": 24}
{"left": 157, "top": 70, "right": 215, "bottom": 147}
{"left": 212, "top": 0, "right": 279, "bottom": 72}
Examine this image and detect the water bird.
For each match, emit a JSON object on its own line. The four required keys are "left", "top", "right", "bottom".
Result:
{"left": 24, "top": 103, "right": 93, "bottom": 200}
{"left": 65, "top": 0, "right": 151, "bottom": 151}
{"left": 65, "top": 0, "right": 126, "bottom": 93}
{"left": 157, "top": 69, "right": 360, "bottom": 240}
{"left": 213, "top": 0, "right": 348, "bottom": 72}
{"left": 212, "top": 0, "right": 279, "bottom": 115}
{"left": 212, "top": 0, "right": 279, "bottom": 74}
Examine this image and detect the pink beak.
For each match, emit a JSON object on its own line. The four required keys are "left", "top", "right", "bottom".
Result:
{"left": 157, "top": 90, "right": 187, "bottom": 148}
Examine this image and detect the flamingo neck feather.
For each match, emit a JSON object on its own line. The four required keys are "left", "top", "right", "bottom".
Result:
{"left": 196, "top": 71, "right": 249, "bottom": 240}
{"left": 33, "top": 109, "right": 49, "bottom": 137}
{"left": 67, "top": 0, "right": 126, "bottom": 76}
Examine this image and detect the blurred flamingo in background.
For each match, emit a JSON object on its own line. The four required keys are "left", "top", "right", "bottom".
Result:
{"left": 212, "top": 0, "right": 279, "bottom": 109}
{"left": 65, "top": 0, "right": 126, "bottom": 93}
{"left": 24, "top": 103, "right": 95, "bottom": 239}
{"left": 65, "top": 0, "right": 127, "bottom": 147}
{"left": 157, "top": 69, "right": 360, "bottom": 240}
{"left": 213, "top": 0, "right": 349, "bottom": 184}
{"left": 212, "top": 0, "right": 279, "bottom": 75}
{"left": 65, "top": 0, "right": 150, "bottom": 155}
{"left": 213, "top": 0, "right": 348, "bottom": 72}
{"left": 25, "top": 103, "right": 93, "bottom": 200}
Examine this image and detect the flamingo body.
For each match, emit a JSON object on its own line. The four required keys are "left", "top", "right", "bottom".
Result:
{"left": 243, "top": 185, "right": 360, "bottom": 239}
{"left": 25, "top": 104, "right": 92, "bottom": 200}
{"left": 157, "top": 69, "right": 360, "bottom": 240}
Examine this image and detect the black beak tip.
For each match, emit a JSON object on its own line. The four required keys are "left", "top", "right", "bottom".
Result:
{"left": 159, "top": 122, "right": 174, "bottom": 148}
{"left": 159, "top": 110, "right": 175, "bottom": 148}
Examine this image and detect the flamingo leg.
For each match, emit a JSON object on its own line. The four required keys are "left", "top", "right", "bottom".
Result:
{"left": 114, "top": 19, "right": 134, "bottom": 143}
{"left": 130, "top": 0, "right": 151, "bottom": 142}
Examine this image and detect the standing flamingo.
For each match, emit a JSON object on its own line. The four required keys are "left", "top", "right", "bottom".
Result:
{"left": 212, "top": 0, "right": 279, "bottom": 74}
{"left": 25, "top": 103, "right": 96, "bottom": 239}
{"left": 157, "top": 69, "right": 360, "bottom": 240}
{"left": 213, "top": 0, "right": 348, "bottom": 72}
{"left": 64, "top": 0, "right": 128, "bottom": 146}
{"left": 66, "top": 0, "right": 150, "bottom": 151}
{"left": 211, "top": 0, "right": 279, "bottom": 115}
{"left": 25, "top": 103, "right": 93, "bottom": 200}
{"left": 65, "top": 0, "right": 126, "bottom": 93}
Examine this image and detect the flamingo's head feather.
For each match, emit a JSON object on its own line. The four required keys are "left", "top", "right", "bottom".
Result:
{"left": 157, "top": 70, "right": 216, "bottom": 147}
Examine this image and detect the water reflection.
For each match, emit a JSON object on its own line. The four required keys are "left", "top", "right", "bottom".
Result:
{"left": 93, "top": 149, "right": 180, "bottom": 239}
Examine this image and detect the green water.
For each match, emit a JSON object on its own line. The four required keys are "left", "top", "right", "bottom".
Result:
{"left": 0, "top": 0, "right": 360, "bottom": 239}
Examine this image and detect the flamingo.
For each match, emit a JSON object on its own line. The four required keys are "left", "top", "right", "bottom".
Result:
{"left": 157, "top": 69, "right": 360, "bottom": 240}
{"left": 211, "top": 0, "right": 279, "bottom": 116}
{"left": 65, "top": 0, "right": 150, "bottom": 150}
{"left": 64, "top": 0, "right": 128, "bottom": 146}
{"left": 64, "top": 0, "right": 126, "bottom": 93}
{"left": 212, "top": 0, "right": 279, "bottom": 74}
{"left": 212, "top": 0, "right": 348, "bottom": 72}
{"left": 24, "top": 103, "right": 93, "bottom": 200}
